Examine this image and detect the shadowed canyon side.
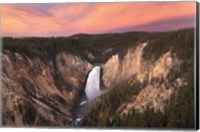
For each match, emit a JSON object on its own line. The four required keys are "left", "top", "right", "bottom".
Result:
{"left": 1, "top": 28, "right": 195, "bottom": 128}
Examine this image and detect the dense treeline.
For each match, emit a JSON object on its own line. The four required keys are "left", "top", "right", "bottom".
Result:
{"left": 143, "top": 28, "right": 194, "bottom": 62}
{"left": 3, "top": 29, "right": 192, "bottom": 64}
{"left": 3, "top": 37, "right": 88, "bottom": 62}
{"left": 3, "top": 31, "right": 160, "bottom": 64}
{"left": 69, "top": 32, "right": 160, "bottom": 62}
{"left": 80, "top": 28, "right": 195, "bottom": 128}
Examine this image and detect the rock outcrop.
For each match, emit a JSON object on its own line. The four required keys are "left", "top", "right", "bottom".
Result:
{"left": 56, "top": 52, "right": 92, "bottom": 89}
{"left": 102, "top": 42, "right": 148, "bottom": 88}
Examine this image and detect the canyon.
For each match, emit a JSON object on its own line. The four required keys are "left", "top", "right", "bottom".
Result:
{"left": 1, "top": 28, "right": 195, "bottom": 128}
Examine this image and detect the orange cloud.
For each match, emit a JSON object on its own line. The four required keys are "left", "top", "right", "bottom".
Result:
{"left": 1, "top": 2, "right": 196, "bottom": 37}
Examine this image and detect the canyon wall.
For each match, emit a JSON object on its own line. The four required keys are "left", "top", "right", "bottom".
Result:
{"left": 102, "top": 42, "right": 184, "bottom": 114}
{"left": 1, "top": 50, "right": 92, "bottom": 126}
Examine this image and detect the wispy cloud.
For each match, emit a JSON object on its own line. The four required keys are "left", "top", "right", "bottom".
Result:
{"left": 109, "top": 15, "right": 195, "bottom": 32}
{"left": 1, "top": 2, "right": 196, "bottom": 37}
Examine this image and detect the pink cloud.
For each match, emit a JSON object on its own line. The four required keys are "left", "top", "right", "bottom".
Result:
{"left": 1, "top": 2, "right": 196, "bottom": 37}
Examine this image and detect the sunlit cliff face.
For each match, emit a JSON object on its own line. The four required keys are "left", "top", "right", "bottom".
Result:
{"left": 1, "top": 2, "right": 196, "bottom": 37}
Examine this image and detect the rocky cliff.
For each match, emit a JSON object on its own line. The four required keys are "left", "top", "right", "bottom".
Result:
{"left": 102, "top": 42, "right": 183, "bottom": 114}
{"left": 2, "top": 50, "right": 92, "bottom": 126}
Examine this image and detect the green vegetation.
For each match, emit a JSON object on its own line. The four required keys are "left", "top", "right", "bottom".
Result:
{"left": 70, "top": 32, "right": 160, "bottom": 63}
{"left": 3, "top": 32, "right": 160, "bottom": 64}
{"left": 166, "top": 77, "right": 194, "bottom": 128}
{"left": 143, "top": 28, "right": 194, "bottom": 62}
{"left": 81, "top": 75, "right": 194, "bottom": 128}
{"left": 80, "top": 76, "right": 145, "bottom": 127}
{"left": 3, "top": 37, "right": 86, "bottom": 62}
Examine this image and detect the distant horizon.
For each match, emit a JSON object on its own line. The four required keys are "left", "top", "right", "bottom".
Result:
{"left": 2, "top": 27, "right": 195, "bottom": 38}
{"left": 1, "top": 2, "right": 196, "bottom": 37}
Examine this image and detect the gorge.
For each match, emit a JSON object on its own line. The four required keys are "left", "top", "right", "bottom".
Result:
{"left": 1, "top": 28, "right": 195, "bottom": 128}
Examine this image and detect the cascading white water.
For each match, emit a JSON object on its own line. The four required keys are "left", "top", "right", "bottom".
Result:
{"left": 70, "top": 66, "right": 103, "bottom": 126}
{"left": 85, "top": 66, "right": 101, "bottom": 100}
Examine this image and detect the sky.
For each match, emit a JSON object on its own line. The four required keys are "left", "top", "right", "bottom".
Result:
{"left": 1, "top": 2, "right": 196, "bottom": 37}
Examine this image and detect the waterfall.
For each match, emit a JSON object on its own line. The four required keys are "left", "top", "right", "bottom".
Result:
{"left": 70, "top": 66, "right": 102, "bottom": 126}
{"left": 85, "top": 66, "right": 101, "bottom": 100}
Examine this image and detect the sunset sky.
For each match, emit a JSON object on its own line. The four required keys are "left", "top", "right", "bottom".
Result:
{"left": 1, "top": 2, "right": 196, "bottom": 37}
